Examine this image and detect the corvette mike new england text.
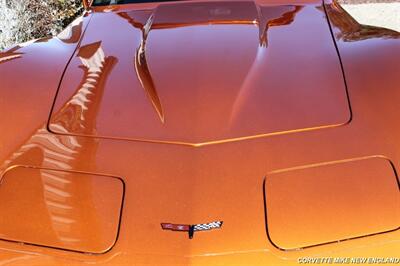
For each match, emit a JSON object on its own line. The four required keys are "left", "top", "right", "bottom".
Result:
{"left": 298, "top": 257, "right": 400, "bottom": 264}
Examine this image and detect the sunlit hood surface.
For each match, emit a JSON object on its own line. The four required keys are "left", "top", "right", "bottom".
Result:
{"left": 49, "top": 1, "right": 350, "bottom": 146}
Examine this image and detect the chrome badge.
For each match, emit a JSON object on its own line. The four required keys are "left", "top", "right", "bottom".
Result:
{"left": 161, "top": 221, "right": 223, "bottom": 239}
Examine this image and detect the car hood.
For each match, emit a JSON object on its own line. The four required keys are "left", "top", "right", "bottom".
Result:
{"left": 48, "top": 0, "right": 350, "bottom": 146}
{"left": 3, "top": 1, "right": 400, "bottom": 263}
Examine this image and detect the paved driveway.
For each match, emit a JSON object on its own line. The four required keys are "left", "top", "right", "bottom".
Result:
{"left": 340, "top": 1, "right": 400, "bottom": 32}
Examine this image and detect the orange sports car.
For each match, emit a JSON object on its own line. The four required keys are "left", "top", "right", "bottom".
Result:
{"left": 0, "top": 0, "right": 399, "bottom": 265}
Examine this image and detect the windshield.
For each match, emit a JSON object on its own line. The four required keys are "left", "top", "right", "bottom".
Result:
{"left": 92, "top": 0, "right": 180, "bottom": 5}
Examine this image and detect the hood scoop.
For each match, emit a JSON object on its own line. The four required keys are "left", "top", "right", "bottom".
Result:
{"left": 49, "top": 1, "right": 350, "bottom": 146}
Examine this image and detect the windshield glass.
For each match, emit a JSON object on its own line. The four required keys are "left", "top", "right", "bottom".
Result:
{"left": 92, "top": 0, "right": 180, "bottom": 5}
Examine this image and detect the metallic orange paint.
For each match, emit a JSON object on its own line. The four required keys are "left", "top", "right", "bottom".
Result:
{"left": 0, "top": 166, "right": 124, "bottom": 254}
{"left": 265, "top": 156, "right": 400, "bottom": 251}
{"left": 49, "top": 1, "right": 351, "bottom": 146}
{"left": 83, "top": 0, "right": 93, "bottom": 10}
{"left": 0, "top": 0, "right": 399, "bottom": 265}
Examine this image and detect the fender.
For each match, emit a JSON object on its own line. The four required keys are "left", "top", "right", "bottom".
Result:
{"left": 324, "top": 0, "right": 400, "bottom": 129}
{"left": 0, "top": 15, "right": 91, "bottom": 166}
